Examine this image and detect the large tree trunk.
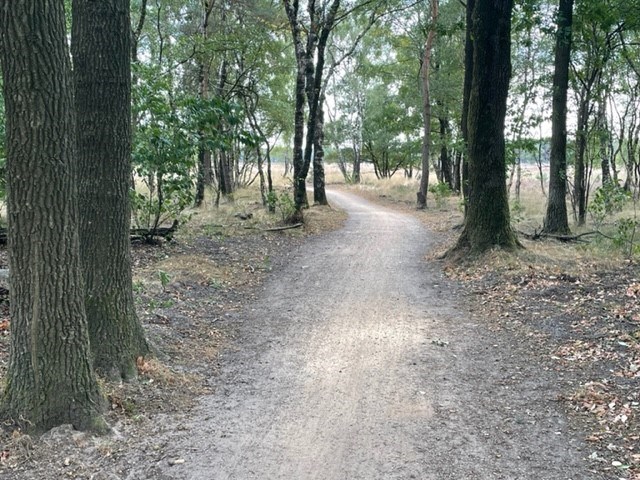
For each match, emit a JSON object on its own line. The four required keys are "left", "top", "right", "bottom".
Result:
{"left": 0, "top": 0, "right": 105, "bottom": 431}
{"left": 544, "top": 0, "right": 573, "bottom": 234}
{"left": 72, "top": 0, "right": 149, "bottom": 380}
{"left": 417, "top": 0, "right": 438, "bottom": 209}
{"left": 453, "top": 0, "right": 519, "bottom": 253}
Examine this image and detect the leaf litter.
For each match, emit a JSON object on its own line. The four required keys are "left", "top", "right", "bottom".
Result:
{"left": 443, "top": 242, "right": 640, "bottom": 479}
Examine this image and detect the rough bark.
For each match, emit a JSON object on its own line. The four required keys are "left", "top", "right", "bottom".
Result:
{"left": 72, "top": 0, "right": 149, "bottom": 380}
{"left": 453, "top": 0, "right": 519, "bottom": 253}
{"left": 544, "top": 0, "right": 573, "bottom": 234}
{"left": 0, "top": 0, "right": 105, "bottom": 431}
{"left": 417, "top": 0, "right": 438, "bottom": 209}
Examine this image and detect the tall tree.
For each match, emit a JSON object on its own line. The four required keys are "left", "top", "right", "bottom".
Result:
{"left": 284, "top": 0, "right": 340, "bottom": 215}
{"left": 460, "top": 0, "right": 475, "bottom": 212}
{"left": 194, "top": 0, "right": 216, "bottom": 207}
{"left": 0, "top": 0, "right": 105, "bottom": 430}
{"left": 571, "top": 2, "right": 623, "bottom": 225}
{"left": 417, "top": 0, "right": 438, "bottom": 209}
{"left": 453, "top": 0, "right": 519, "bottom": 252}
{"left": 543, "top": 0, "right": 573, "bottom": 234}
{"left": 72, "top": 0, "right": 149, "bottom": 379}
{"left": 283, "top": 0, "right": 308, "bottom": 222}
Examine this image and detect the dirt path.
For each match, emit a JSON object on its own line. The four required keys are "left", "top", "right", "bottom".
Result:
{"left": 160, "top": 190, "right": 604, "bottom": 480}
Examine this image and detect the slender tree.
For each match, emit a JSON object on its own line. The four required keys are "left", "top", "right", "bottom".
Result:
{"left": 417, "top": 0, "right": 439, "bottom": 209}
{"left": 283, "top": 0, "right": 308, "bottom": 222}
{"left": 0, "top": 0, "right": 105, "bottom": 431}
{"left": 460, "top": 0, "right": 475, "bottom": 212}
{"left": 544, "top": 0, "right": 573, "bottom": 234}
{"left": 72, "top": 0, "right": 149, "bottom": 380}
{"left": 194, "top": 0, "right": 216, "bottom": 207}
{"left": 453, "top": 0, "right": 519, "bottom": 253}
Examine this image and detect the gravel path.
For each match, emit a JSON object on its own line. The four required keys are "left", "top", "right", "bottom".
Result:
{"left": 162, "top": 190, "right": 604, "bottom": 480}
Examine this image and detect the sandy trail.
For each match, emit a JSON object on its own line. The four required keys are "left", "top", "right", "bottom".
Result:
{"left": 162, "top": 190, "right": 602, "bottom": 480}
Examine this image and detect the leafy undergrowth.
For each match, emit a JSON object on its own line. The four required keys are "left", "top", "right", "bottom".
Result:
{"left": 444, "top": 243, "right": 640, "bottom": 480}
{"left": 0, "top": 199, "right": 345, "bottom": 479}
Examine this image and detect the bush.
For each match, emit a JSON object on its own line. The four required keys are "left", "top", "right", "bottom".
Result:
{"left": 589, "top": 181, "right": 631, "bottom": 228}
{"left": 267, "top": 191, "right": 297, "bottom": 224}
{"left": 428, "top": 182, "right": 452, "bottom": 209}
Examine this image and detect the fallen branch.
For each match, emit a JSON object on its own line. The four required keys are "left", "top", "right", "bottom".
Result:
{"left": 517, "top": 229, "right": 600, "bottom": 243}
{"left": 244, "top": 223, "right": 304, "bottom": 232}
{"left": 131, "top": 220, "right": 179, "bottom": 243}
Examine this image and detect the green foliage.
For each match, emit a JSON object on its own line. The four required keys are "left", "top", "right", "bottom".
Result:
{"left": 612, "top": 217, "right": 640, "bottom": 258}
{"left": 510, "top": 200, "right": 526, "bottom": 226}
{"left": 132, "top": 64, "right": 197, "bottom": 232}
{"left": 589, "top": 181, "right": 631, "bottom": 228}
{"left": 589, "top": 182, "right": 640, "bottom": 258}
{"left": 267, "top": 190, "right": 297, "bottom": 224}
{"left": 131, "top": 63, "right": 252, "bottom": 233}
{"left": 428, "top": 182, "right": 452, "bottom": 209}
{"left": 158, "top": 270, "right": 171, "bottom": 290}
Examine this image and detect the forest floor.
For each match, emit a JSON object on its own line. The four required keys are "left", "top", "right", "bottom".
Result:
{"left": 0, "top": 186, "right": 637, "bottom": 479}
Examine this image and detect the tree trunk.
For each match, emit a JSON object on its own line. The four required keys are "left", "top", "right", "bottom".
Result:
{"left": 313, "top": 102, "right": 329, "bottom": 205}
{"left": 353, "top": 143, "right": 361, "bottom": 184}
{"left": 72, "top": 0, "right": 149, "bottom": 380}
{"left": 453, "top": 150, "right": 462, "bottom": 193}
{"left": 194, "top": 0, "right": 215, "bottom": 207}
{"left": 0, "top": 0, "right": 105, "bottom": 431}
{"left": 574, "top": 91, "right": 589, "bottom": 225}
{"left": 195, "top": 149, "right": 212, "bottom": 206}
{"left": 460, "top": 0, "right": 475, "bottom": 214}
{"left": 439, "top": 116, "right": 453, "bottom": 188}
{"left": 453, "top": 0, "right": 519, "bottom": 253}
{"left": 217, "top": 151, "right": 235, "bottom": 196}
{"left": 544, "top": 0, "right": 573, "bottom": 234}
{"left": 417, "top": 0, "right": 438, "bottom": 209}
{"left": 305, "top": 1, "right": 339, "bottom": 209}
{"left": 284, "top": 0, "right": 308, "bottom": 222}
{"left": 597, "top": 99, "right": 611, "bottom": 185}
